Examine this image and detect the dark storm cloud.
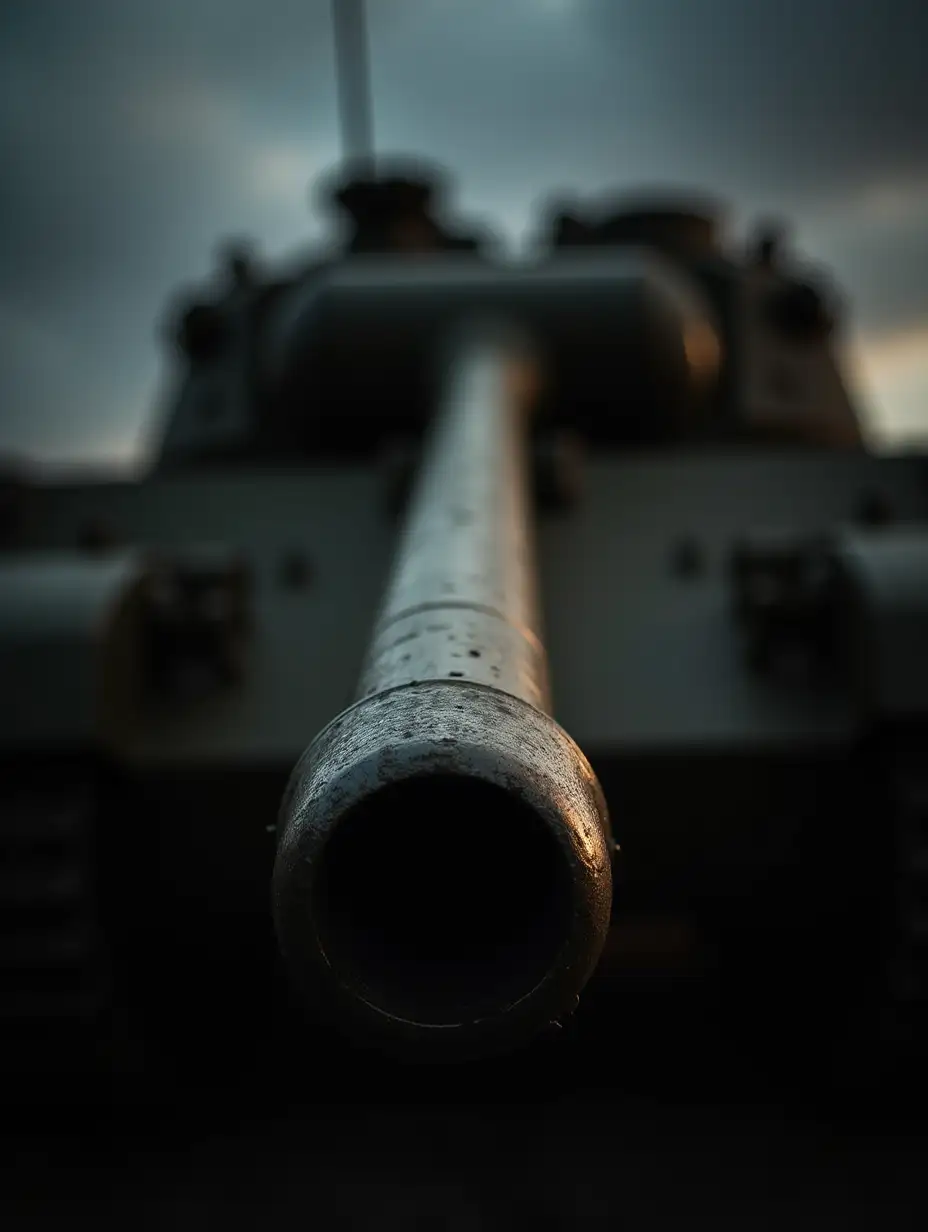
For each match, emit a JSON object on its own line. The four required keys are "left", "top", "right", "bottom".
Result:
{"left": 0, "top": 0, "right": 346, "bottom": 458}
{"left": 365, "top": 1, "right": 927, "bottom": 212}
{"left": 0, "top": 0, "right": 926, "bottom": 463}
{"left": 1, "top": 0, "right": 338, "bottom": 312}
{"left": 810, "top": 211, "right": 928, "bottom": 336}
{"left": 587, "top": 0, "right": 928, "bottom": 200}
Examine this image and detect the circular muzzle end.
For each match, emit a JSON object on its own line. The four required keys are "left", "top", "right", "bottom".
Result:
{"left": 272, "top": 680, "right": 613, "bottom": 1060}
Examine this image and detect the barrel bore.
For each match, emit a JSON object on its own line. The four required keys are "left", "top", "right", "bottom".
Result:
{"left": 313, "top": 775, "right": 574, "bottom": 1026}
{"left": 273, "top": 322, "right": 612, "bottom": 1056}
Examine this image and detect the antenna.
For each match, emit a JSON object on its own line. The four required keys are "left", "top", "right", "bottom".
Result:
{"left": 331, "top": 0, "right": 375, "bottom": 174}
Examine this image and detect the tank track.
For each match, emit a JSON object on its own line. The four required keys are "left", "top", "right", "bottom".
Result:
{"left": 885, "top": 762, "right": 928, "bottom": 1062}
{"left": 0, "top": 775, "right": 112, "bottom": 1079}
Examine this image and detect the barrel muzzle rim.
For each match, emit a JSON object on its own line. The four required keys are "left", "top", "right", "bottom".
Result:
{"left": 273, "top": 679, "right": 612, "bottom": 1058}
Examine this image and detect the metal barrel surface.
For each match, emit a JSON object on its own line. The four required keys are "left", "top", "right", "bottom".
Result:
{"left": 358, "top": 321, "right": 551, "bottom": 711}
{"left": 273, "top": 321, "right": 613, "bottom": 1059}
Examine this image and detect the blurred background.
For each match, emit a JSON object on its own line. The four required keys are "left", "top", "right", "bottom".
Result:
{"left": 1, "top": 0, "right": 925, "bottom": 472}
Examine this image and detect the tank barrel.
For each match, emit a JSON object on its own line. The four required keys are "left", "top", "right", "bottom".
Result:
{"left": 272, "top": 322, "right": 613, "bottom": 1059}
{"left": 359, "top": 323, "right": 551, "bottom": 711}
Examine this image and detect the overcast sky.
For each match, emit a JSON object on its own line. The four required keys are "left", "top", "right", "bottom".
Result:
{"left": 1, "top": 0, "right": 926, "bottom": 468}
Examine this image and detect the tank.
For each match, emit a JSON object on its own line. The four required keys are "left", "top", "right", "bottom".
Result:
{"left": 2, "top": 153, "right": 928, "bottom": 1102}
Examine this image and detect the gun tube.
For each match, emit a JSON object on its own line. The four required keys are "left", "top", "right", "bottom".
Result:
{"left": 273, "top": 323, "right": 613, "bottom": 1058}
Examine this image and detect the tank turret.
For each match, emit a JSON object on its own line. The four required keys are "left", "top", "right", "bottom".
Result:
{"left": 153, "top": 173, "right": 862, "bottom": 470}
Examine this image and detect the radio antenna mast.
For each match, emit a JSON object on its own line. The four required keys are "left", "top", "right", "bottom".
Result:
{"left": 331, "top": 0, "right": 375, "bottom": 175}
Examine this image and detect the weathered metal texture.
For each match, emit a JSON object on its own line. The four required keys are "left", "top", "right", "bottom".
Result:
{"left": 358, "top": 327, "right": 550, "bottom": 710}
{"left": 273, "top": 328, "right": 613, "bottom": 1055}
{"left": 273, "top": 680, "right": 613, "bottom": 1056}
